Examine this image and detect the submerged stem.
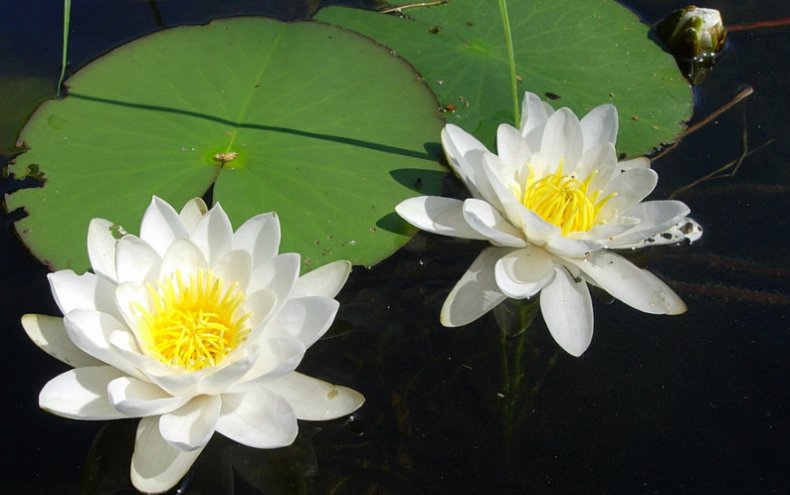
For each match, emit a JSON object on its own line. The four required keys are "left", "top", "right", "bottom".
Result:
{"left": 57, "top": 0, "right": 71, "bottom": 98}
{"left": 497, "top": 0, "right": 520, "bottom": 126}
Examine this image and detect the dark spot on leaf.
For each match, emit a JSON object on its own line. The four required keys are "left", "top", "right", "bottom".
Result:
{"left": 429, "top": 26, "right": 440, "bottom": 34}
{"left": 545, "top": 92, "right": 561, "bottom": 100}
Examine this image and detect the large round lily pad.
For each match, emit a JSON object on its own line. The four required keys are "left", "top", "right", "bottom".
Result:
{"left": 6, "top": 17, "right": 444, "bottom": 272}
{"left": 316, "top": 0, "right": 692, "bottom": 156}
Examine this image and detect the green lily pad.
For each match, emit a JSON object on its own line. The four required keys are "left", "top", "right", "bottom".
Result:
{"left": 6, "top": 17, "right": 444, "bottom": 272}
{"left": 316, "top": 0, "right": 692, "bottom": 156}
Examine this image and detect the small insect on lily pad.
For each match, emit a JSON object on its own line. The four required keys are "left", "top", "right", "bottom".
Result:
{"left": 6, "top": 17, "right": 445, "bottom": 272}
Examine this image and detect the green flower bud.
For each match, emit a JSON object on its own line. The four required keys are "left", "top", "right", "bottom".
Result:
{"left": 656, "top": 6, "right": 727, "bottom": 84}
{"left": 656, "top": 6, "right": 727, "bottom": 60}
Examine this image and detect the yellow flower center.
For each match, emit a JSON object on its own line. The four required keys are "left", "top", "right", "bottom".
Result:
{"left": 520, "top": 165, "right": 614, "bottom": 235}
{"left": 134, "top": 270, "right": 251, "bottom": 371}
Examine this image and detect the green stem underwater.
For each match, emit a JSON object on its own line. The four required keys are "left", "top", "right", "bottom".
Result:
{"left": 497, "top": 0, "right": 520, "bottom": 126}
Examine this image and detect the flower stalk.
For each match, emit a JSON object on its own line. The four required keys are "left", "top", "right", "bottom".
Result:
{"left": 497, "top": 0, "right": 520, "bottom": 126}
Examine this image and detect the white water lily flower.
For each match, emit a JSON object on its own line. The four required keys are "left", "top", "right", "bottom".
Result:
{"left": 22, "top": 196, "right": 364, "bottom": 493}
{"left": 396, "top": 91, "right": 701, "bottom": 357}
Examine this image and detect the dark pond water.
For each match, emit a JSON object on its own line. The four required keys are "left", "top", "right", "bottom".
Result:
{"left": 1, "top": 1, "right": 788, "bottom": 493}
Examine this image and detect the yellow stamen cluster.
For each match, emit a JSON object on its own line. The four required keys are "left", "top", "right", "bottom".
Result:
{"left": 521, "top": 165, "right": 614, "bottom": 235}
{"left": 134, "top": 270, "right": 250, "bottom": 371}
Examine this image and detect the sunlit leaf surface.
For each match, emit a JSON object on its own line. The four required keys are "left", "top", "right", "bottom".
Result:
{"left": 6, "top": 17, "right": 444, "bottom": 271}
{"left": 317, "top": 0, "right": 692, "bottom": 155}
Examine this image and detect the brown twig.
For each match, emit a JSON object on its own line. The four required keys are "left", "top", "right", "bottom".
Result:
{"left": 727, "top": 17, "right": 790, "bottom": 32}
{"left": 669, "top": 109, "right": 774, "bottom": 199}
{"left": 653, "top": 86, "right": 754, "bottom": 161}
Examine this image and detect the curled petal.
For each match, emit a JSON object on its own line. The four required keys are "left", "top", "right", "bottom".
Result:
{"left": 131, "top": 416, "right": 205, "bottom": 494}
{"left": 441, "top": 247, "right": 509, "bottom": 327}
{"left": 39, "top": 367, "right": 128, "bottom": 420}
{"left": 22, "top": 313, "right": 101, "bottom": 368}
{"left": 87, "top": 218, "right": 118, "bottom": 281}
{"left": 217, "top": 389, "right": 298, "bottom": 449}
{"left": 520, "top": 91, "right": 554, "bottom": 138}
{"left": 462, "top": 199, "right": 526, "bottom": 247}
{"left": 540, "top": 267, "right": 594, "bottom": 357}
{"left": 107, "top": 376, "right": 187, "bottom": 417}
{"left": 496, "top": 123, "right": 531, "bottom": 171}
{"left": 291, "top": 260, "right": 351, "bottom": 299}
{"left": 567, "top": 251, "right": 686, "bottom": 315}
{"left": 396, "top": 196, "right": 486, "bottom": 240}
{"left": 494, "top": 246, "right": 555, "bottom": 298}
{"left": 159, "top": 395, "right": 221, "bottom": 451}
{"left": 263, "top": 372, "right": 364, "bottom": 421}
{"left": 140, "top": 196, "right": 189, "bottom": 257}
{"left": 48, "top": 270, "right": 106, "bottom": 314}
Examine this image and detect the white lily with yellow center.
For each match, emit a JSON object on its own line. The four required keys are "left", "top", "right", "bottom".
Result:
{"left": 22, "top": 197, "right": 364, "bottom": 493}
{"left": 396, "top": 92, "right": 701, "bottom": 356}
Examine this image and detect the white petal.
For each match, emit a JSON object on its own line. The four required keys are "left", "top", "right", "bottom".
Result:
{"left": 246, "top": 253, "right": 300, "bottom": 304}
{"left": 266, "top": 296, "right": 339, "bottom": 348}
{"left": 574, "top": 142, "right": 618, "bottom": 191}
{"left": 567, "top": 251, "right": 686, "bottom": 315}
{"left": 441, "top": 124, "right": 491, "bottom": 200}
{"left": 115, "top": 236, "right": 161, "bottom": 284}
{"left": 580, "top": 103, "right": 619, "bottom": 151}
{"left": 540, "top": 267, "right": 594, "bottom": 357}
{"left": 196, "top": 346, "right": 260, "bottom": 396}
{"left": 536, "top": 108, "right": 583, "bottom": 175}
{"left": 22, "top": 313, "right": 101, "bottom": 368}
{"left": 216, "top": 389, "right": 298, "bottom": 448}
{"left": 115, "top": 281, "right": 150, "bottom": 343}
{"left": 600, "top": 167, "right": 658, "bottom": 218}
{"left": 159, "top": 395, "right": 221, "bottom": 450}
{"left": 245, "top": 288, "right": 278, "bottom": 329}
{"left": 87, "top": 218, "right": 118, "bottom": 281}
{"left": 494, "top": 246, "right": 555, "bottom": 298}
{"left": 233, "top": 212, "right": 280, "bottom": 266}
{"left": 544, "top": 236, "right": 601, "bottom": 258}
{"left": 608, "top": 200, "right": 691, "bottom": 248}
{"left": 462, "top": 199, "right": 526, "bottom": 247}
{"left": 519, "top": 91, "right": 553, "bottom": 137}
{"left": 291, "top": 260, "right": 351, "bottom": 299}
{"left": 212, "top": 249, "right": 252, "bottom": 294}
{"left": 190, "top": 202, "right": 233, "bottom": 266}
{"left": 518, "top": 207, "right": 561, "bottom": 244}
{"left": 617, "top": 156, "right": 650, "bottom": 173}
{"left": 139, "top": 196, "right": 189, "bottom": 257}
{"left": 497, "top": 123, "right": 531, "bottom": 168}
{"left": 481, "top": 153, "right": 526, "bottom": 227}
{"left": 130, "top": 416, "right": 205, "bottom": 494}
{"left": 107, "top": 376, "right": 187, "bottom": 417}
{"left": 64, "top": 309, "right": 145, "bottom": 379}
{"left": 395, "top": 196, "right": 486, "bottom": 240}
{"left": 263, "top": 372, "right": 364, "bottom": 421}
{"left": 158, "top": 238, "right": 209, "bottom": 278}
{"left": 239, "top": 338, "right": 306, "bottom": 384}
{"left": 48, "top": 270, "right": 101, "bottom": 314}
{"left": 178, "top": 197, "right": 208, "bottom": 232}
{"left": 440, "top": 247, "right": 509, "bottom": 327}
{"left": 39, "top": 367, "right": 128, "bottom": 420}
